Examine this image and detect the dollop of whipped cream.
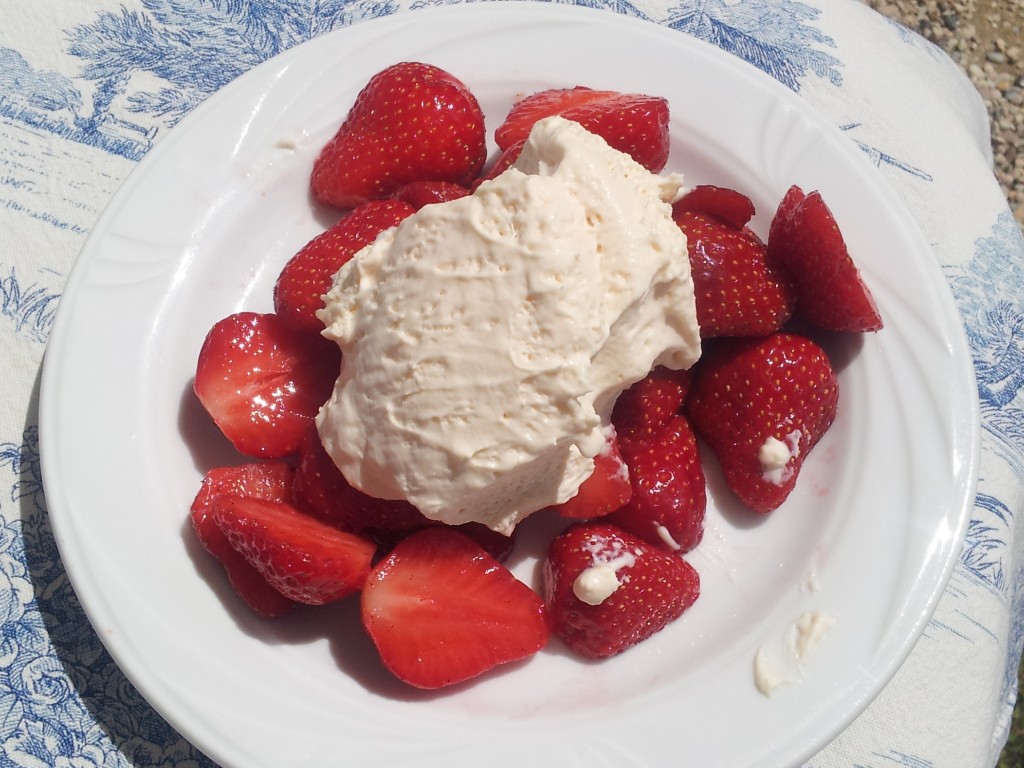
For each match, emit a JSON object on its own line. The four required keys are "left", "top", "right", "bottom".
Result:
{"left": 316, "top": 116, "right": 701, "bottom": 534}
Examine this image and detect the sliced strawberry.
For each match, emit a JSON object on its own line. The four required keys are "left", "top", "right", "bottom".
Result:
{"left": 685, "top": 333, "right": 839, "bottom": 513}
{"left": 494, "top": 87, "right": 670, "bottom": 172}
{"left": 767, "top": 185, "right": 883, "bottom": 332}
{"left": 212, "top": 496, "right": 375, "bottom": 605}
{"left": 605, "top": 413, "right": 706, "bottom": 553}
{"left": 273, "top": 200, "right": 414, "bottom": 333}
{"left": 193, "top": 312, "right": 340, "bottom": 458}
{"left": 612, "top": 365, "right": 692, "bottom": 442}
{"left": 311, "top": 62, "right": 487, "bottom": 210}
{"left": 361, "top": 527, "right": 548, "bottom": 688}
{"left": 391, "top": 180, "right": 470, "bottom": 209}
{"left": 473, "top": 138, "right": 526, "bottom": 189}
{"left": 292, "top": 426, "right": 432, "bottom": 534}
{"left": 543, "top": 522, "right": 700, "bottom": 659}
{"left": 673, "top": 184, "right": 756, "bottom": 230}
{"left": 190, "top": 463, "right": 298, "bottom": 617}
{"left": 676, "top": 210, "right": 793, "bottom": 338}
{"left": 549, "top": 434, "right": 631, "bottom": 520}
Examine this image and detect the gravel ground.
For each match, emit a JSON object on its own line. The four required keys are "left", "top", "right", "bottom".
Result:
{"left": 862, "top": 0, "right": 1024, "bottom": 227}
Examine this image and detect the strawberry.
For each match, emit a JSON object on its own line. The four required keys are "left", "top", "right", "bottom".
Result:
{"left": 605, "top": 413, "right": 706, "bottom": 553}
{"left": 543, "top": 522, "right": 700, "bottom": 659}
{"left": 685, "top": 333, "right": 839, "bottom": 513}
{"left": 676, "top": 210, "right": 793, "bottom": 337}
{"left": 549, "top": 434, "right": 631, "bottom": 520}
{"left": 767, "top": 185, "right": 883, "bottom": 332}
{"left": 212, "top": 495, "right": 375, "bottom": 605}
{"left": 273, "top": 200, "right": 414, "bottom": 333}
{"left": 612, "top": 365, "right": 692, "bottom": 442}
{"left": 673, "top": 184, "right": 755, "bottom": 230}
{"left": 473, "top": 138, "right": 525, "bottom": 189}
{"left": 363, "top": 522, "right": 517, "bottom": 564}
{"left": 361, "top": 527, "right": 548, "bottom": 688}
{"left": 311, "top": 62, "right": 487, "bottom": 210}
{"left": 193, "top": 312, "right": 340, "bottom": 458}
{"left": 391, "top": 180, "right": 470, "bottom": 209}
{"left": 493, "top": 87, "right": 670, "bottom": 172}
{"left": 292, "top": 426, "right": 432, "bottom": 534}
{"left": 190, "top": 462, "right": 298, "bottom": 617}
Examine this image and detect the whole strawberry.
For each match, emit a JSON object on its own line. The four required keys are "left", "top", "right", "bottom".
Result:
{"left": 606, "top": 413, "right": 706, "bottom": 553}
{"left": 685, "top": 333, "right": 839, "bottom": 513}
{"left": 274, "top": 200, "right": 414, "bottom": 333}
{"left": 612, "top": 365, "right": 692, "bottom": 442}
{"left": 544, "top": 522, "right": 700, "bottom": 659}
{"left": 292, "top": 426, "right": 432, "bottom": 534}
{"left": 676, "top": 210, "right": 793, "bottom": 337}
{"left": 311, "top": 62, "right": 487, "bottom": 210}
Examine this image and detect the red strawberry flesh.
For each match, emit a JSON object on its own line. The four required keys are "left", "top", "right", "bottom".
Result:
{"left": 213, "top": 495, "right": 376, "bottom": 605}
{"left": 193, "top": 312, "right": 340, "bottom": 458}
{"left": 190, "top": 462, "right": 298, "bottom": 617}
{"left": 767, "top": 185, "right": 883, "bottom": 332}
{"left": 549, "top": 434, "right": 631, "bottom": 520}
{"left": 673, "top": 184, "right": 756, "bottom": 230}
{"left": 494, "top": 86, "right": 671, "bottom": 172}
{"left": 362, "top": 528, "right": 548, "bottom": 688}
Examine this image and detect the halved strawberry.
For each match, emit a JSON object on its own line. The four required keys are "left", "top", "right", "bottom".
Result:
{"left": 685, "top": 333, "right": 839, "bottom": 513}
{"left": 391, "top": 180, "right": 470, "bottom": 209}
{"left": 292, "top": 426, "right": 432, "bottom": 534}
{"left": 673, "top": 184, "right": 755, "bottom": 230}
{"left": 473, "top": 138, "right": 525, "bottom": 188}
{"left": 193, "top": 312, "right": 340, "bottom": 458}
{"left": 190, "top": 463, "right": 298, "bottom": 617}
{"left": 612, "top": 365, "right": 692, "bottom": 442}
{"left": 273, "top": 200, "right": 414, "bottom": 333}
{"left": 493, "top": 87, "right": 670, "bottom": 172}
{"left": 212, "top": 496, "right": 375, "bottom": 605}
{"left": 549, "top": 434, "right": 631, "bottom": 520}
{"left": 311, "top": 62, "right": 487, "bottom": 210}
{"left": 361, "top": 527, "right": 548, "bottom": 689}
{"left": 605, "top": 413, "right": 706, "bottom": 553}
{"left": 767, "top": 185, "right": 883, "bottom": 332}
{"left": 676, "top": 210, "right": 793, "bottom": 337}
{"left": 543, "top": 522, "right": 700, "bottom": 659}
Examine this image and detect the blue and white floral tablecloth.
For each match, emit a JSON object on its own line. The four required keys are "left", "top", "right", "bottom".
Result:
{"left": 2, "top": 0, "right": 1022, "bottom": 766}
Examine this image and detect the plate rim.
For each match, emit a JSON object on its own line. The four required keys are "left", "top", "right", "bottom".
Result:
{"left": 38, "top": 3, "right": 981, "bottom": 767}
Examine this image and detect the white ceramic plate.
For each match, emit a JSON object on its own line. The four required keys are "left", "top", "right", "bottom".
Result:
{"left": 40, "top": 4, "right": 980, "bottom": 767}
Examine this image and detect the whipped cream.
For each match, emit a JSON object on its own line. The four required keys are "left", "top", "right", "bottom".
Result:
{"left": 317, "top": 116, "right": 701, "bottom": 534}
{"left": 757, "top": 430, "right": 802, "bottom": 485}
